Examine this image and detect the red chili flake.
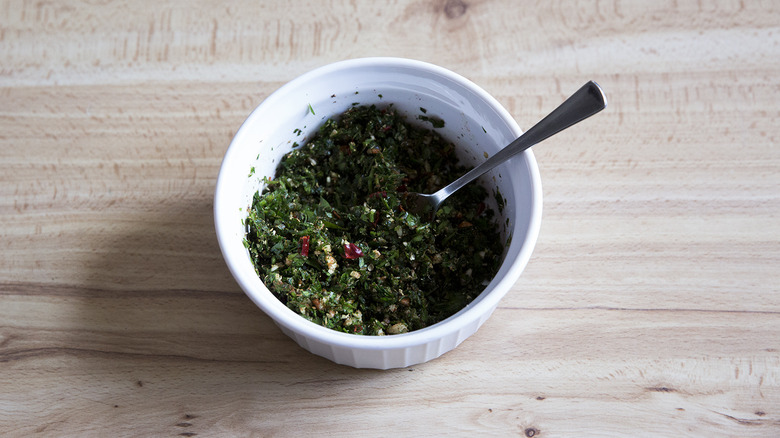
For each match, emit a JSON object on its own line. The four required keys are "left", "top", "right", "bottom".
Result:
{"left": 396, "top": 184, "right": 407, "bottom": 192}
{"left": 343, "top": 243, "right": 364, "bottom": 259}
{"left": 300, "top": 236, "right": 310, "bottom": 257}
{"left": 368, "top": 191, "right": 388, "bottom": 199}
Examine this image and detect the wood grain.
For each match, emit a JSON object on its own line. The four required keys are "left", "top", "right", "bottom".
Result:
{"left": 2, "top": 0, "right": 779, "bottom": 436}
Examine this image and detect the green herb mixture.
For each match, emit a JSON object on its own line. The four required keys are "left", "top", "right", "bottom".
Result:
{"left": 244, "top": 105, "right": 503, "bottom": 335}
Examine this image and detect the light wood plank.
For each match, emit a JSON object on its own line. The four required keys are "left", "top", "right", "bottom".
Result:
{"left": 2, "top": 0, "right": 779, "bottom": 435}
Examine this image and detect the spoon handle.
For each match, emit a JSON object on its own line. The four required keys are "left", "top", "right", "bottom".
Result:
{"left": 434, "top": 81, "right": 607, "bottom": 201}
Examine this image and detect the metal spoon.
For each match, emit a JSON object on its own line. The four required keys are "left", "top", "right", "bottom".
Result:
{"left": 403, "top": 81, "right": 607, "bottom": 217}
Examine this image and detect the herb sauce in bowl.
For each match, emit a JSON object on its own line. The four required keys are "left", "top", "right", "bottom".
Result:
{"left": 244, "top": 105, "right": 503, "bottom": 336}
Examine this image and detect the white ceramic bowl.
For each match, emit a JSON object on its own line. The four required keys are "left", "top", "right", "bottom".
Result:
{"left": 215, "top": 58, "right": 542, "bottom": 369}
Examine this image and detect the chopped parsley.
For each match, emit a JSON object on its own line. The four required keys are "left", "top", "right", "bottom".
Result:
{"left": 244, "top": 105, "right": 503, "bottom": 335}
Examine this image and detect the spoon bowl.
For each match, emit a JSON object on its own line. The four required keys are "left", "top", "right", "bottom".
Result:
{"left": 404, "top": 81, "right": 607, "bottom": 217}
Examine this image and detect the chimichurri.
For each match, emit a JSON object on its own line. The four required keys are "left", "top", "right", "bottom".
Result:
{"left": 244, "top": 105, "right": 503, "bottom": 335}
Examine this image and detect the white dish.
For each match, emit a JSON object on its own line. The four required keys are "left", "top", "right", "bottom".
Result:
{"left": 214, "top": 57, "right": 542, "bottom": 369}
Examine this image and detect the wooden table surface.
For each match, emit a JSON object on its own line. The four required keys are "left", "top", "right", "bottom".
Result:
{"left": 2, "top": 0, "right": 779, "bottom": 436}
